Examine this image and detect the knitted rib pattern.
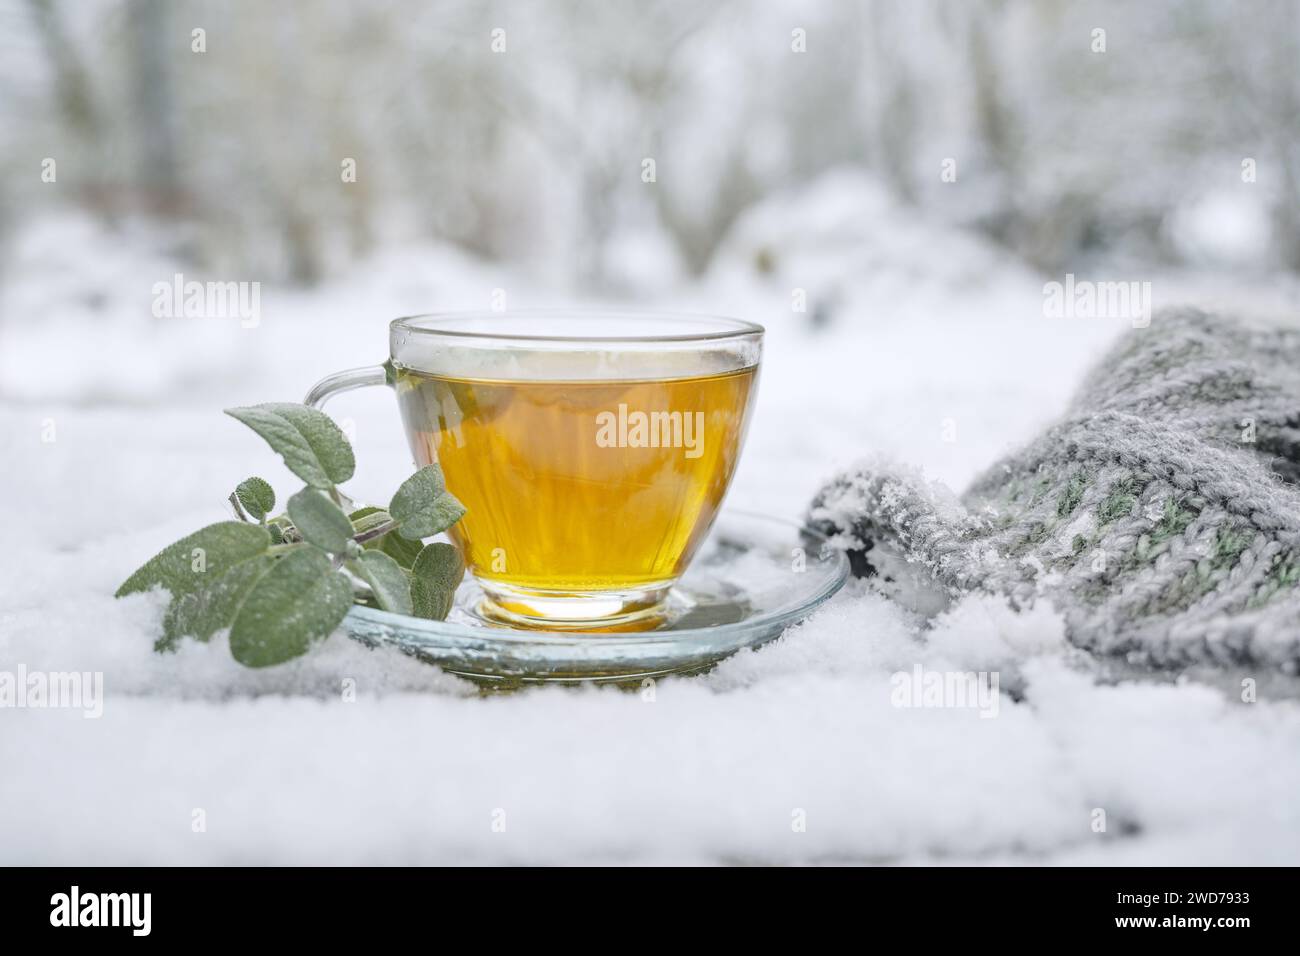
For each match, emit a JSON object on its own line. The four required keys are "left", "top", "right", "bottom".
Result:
{"left": 807, "top": 308, "right": 1300, "bottom": 671}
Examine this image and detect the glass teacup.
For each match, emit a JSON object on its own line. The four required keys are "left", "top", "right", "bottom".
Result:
{"left": 306, "top": 311, "right": 763, "bottom": 629}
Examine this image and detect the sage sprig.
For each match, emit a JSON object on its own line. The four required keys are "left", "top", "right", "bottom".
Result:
{"left": 116, "top": 402, "right": 467, "bottom": 667}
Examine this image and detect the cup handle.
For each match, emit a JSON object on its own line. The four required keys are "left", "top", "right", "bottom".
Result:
{"left": 303, "top": 363, "right": 392, "bottom": 411}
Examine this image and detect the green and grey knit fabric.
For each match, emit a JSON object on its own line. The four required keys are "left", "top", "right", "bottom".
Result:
{"left": 807, "top": 308, "right": 1300, "bottom": 672}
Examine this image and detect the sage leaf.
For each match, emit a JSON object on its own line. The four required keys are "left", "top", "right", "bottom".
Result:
{"left": 409, "top": 542, "right": 465, "bottom": 620}
{"left": 159, "top": 552, "right": 276, "bottom": 649}
{"left": 225, "top": 403, "right": 355, "bottom": 489}
{"left": 349, "top": 550, "right": 413, "bottom": 615}
{"left": 389, "top": 465, "right": 466, "bottom": 540}
{"left": 268, "top": 515, "right": 295, "bottom": 543}
{"left": 234, "top": 477, "right": 275, "bottom": 521}
{"left": 351, "top": 505, "right": 422, "bottom": 566}
{"left": 228, "top": 548, "right": 353, "bottom": 667}
{"left": 116, "top": 522, "right": 271, "bottom": 600}
{"left": 287, "top": 488, "right": 354, "bottom": 554}
{"left": 378, "top": 531, "right": 423, "bottom": 569}
{"left": 348, "top": 506, "right": 393, "bottom": 536}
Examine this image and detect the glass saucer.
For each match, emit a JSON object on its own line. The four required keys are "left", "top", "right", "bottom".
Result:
{"left": 343, "top": 509, "right": 849, "bottom": 684}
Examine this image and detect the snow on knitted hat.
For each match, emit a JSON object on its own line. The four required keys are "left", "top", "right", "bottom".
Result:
{"left": 807, "top": 308, "right": 1300, "bottom": 672}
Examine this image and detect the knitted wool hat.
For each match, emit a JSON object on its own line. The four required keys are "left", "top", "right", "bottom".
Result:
{"left": 807, "top": 308, "right": 1300, "bottom": 672}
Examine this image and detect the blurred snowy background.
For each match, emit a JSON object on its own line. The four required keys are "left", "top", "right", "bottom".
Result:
{"left": 3, "top": 0, "right": 1300, "bottom": 864}
{"left": 6, "top": 0, "right": 1300, "bottom": 285}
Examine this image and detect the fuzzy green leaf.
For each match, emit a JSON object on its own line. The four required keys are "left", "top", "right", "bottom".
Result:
{"left": 228, "top": 548, "right": 353, "bottom": 667}
{"left": 350, "top": 506, "right": 423, "bottom": 567}
{"left": 225, "top": 403, "right": 355, "bottom": 489}
{"left": 234, "top": 477, "right": 276, "bottom": 521}
{"left": 287, "top": 488, "right": 354, "bottom": 554}
{"left": 389, "top": 465, "right": 466, "bottom": 540}
{"left": 116, "top": 522, "right": 272, "bottom": 600}
{"left": 349, "top": 550, "right": 413, "bottom": 615}
{"left": 409, "top": 542, "right": 465, "bottom": 620}
{"left": 159, "top": 552, "right": 277, "bottom": 649}
{"left": 377, "top": 532, "right": 423, "bottom": 569}
{"left": 349, "top": 506, "right": 392, "bottom": 536}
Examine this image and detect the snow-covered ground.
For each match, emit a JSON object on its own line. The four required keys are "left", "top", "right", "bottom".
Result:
{"left": 3, "top": 178, "right": 1300, "bottom": 864}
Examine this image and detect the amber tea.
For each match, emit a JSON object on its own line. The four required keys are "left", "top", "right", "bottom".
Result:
{"left": 396, "top": 364, "right": 757, "bottom": 625}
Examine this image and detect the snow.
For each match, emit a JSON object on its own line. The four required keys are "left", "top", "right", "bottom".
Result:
{"left": 3, "top": 187, "right": 1300, "bottom": 864}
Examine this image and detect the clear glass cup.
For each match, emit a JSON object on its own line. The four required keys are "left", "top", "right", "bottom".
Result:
{"left": 305, "top": 311, "right": 763, "bottom": 629}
